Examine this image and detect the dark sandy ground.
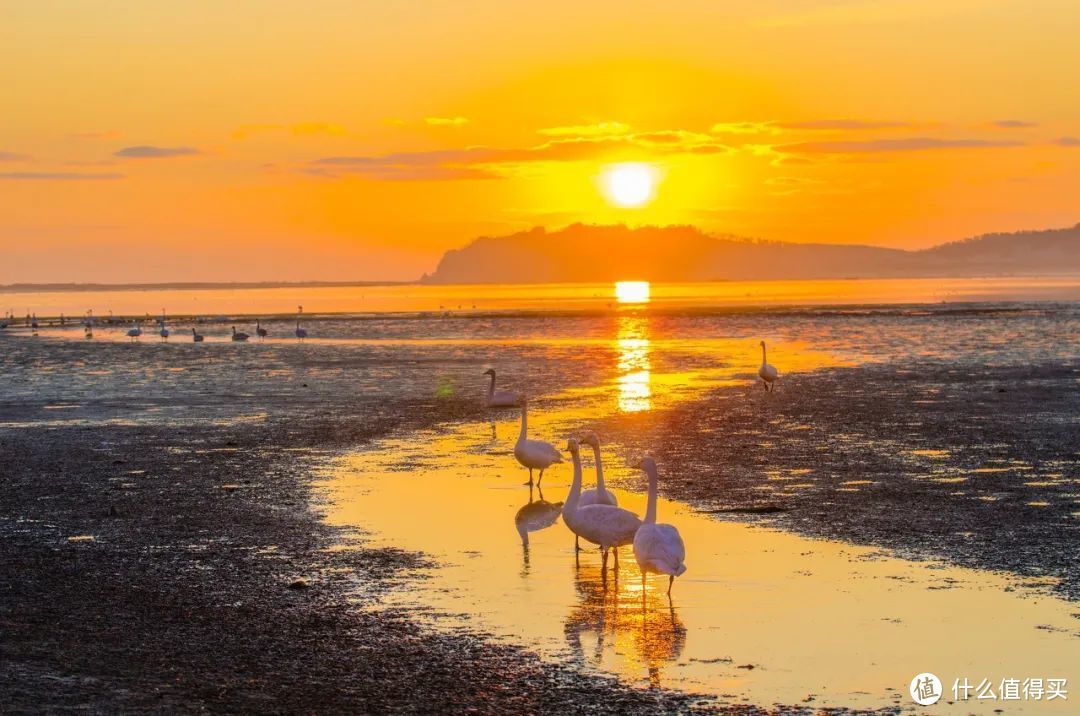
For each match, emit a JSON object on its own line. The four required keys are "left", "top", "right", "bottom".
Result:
{"left": 595, "top": 361, "right": 1080, "bottom": 601}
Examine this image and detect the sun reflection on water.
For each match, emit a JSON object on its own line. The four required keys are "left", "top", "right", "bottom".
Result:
{"left": 616, "top": 315, "right": 651, "bottom": 412}
{"left": 614, "top": 280, "right": 650, "bottom": 304}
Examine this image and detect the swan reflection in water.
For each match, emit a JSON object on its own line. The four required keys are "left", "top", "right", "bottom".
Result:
{"left": 514, "top": 483, "right": 563, "bottom": 550}
{"left": 563, "top": 562, "right": 686, "bottom": 688}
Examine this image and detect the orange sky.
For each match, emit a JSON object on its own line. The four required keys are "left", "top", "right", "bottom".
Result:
{"left": 2, "top": 1, "right": 1079, "bottom": 282}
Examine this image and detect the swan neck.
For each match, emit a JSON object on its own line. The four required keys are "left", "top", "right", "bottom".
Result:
{"left": 761, "top": 343, "right": 767, "bottom": 366}
{"left": 565, "top": 450, "right": 583, "bottom": 513}
{"left": 644, "top": 464, "right": 658, "bottom": 524}
{"left": 487, "top": 372, "right": 495, "bottom": 398}
{"left": 517, "top": 404, "right": 528, "bottom": 441}
{"left": 592, "top": 445, "right": 605, "bottom": 491}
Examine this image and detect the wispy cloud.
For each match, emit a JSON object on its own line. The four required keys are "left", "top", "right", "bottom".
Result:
{"left": 990, "top": 120, "right": 1037, "bottom": 129}
{"left": 310, "top": 133, "right": 733, "bottom": 180}
{"left": 69, "top": 130, "right": 120, "bottom": 141}
{"left": 776, "top": 119, "right": 913, "bottom": 130}
{"left": 0, "top": 171, "right": 124, "bottom": 181}
{"left": 0, "top": 151, "right": 30, "bottom": 161}
{"left": 232, "top": 123, "right": 345, "bottom": 140}
{"left": 538, "top": 122, "right": 630, "bottom": 137}
{"left": 710, "top": 121, "right": 777, "bottom": 135}
{"left": 781, "top": 137, "right": 1024, "bottom": 153}
{"left": 1053, "top": 136, "right": 1080, "bottom": 146}
{"left": 424, "top": 116, "right": 469, "bottom": 127}
{"left": 114, "top": 145, "right": 200, "bottom": 159}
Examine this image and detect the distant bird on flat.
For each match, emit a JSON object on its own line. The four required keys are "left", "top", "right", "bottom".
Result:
{"left": 256, "top": 319, "right": 268, "bottom": 340}
{"left": 231, "top": 326, "right": 249, "bottom": 342}
{"left": 483, "top": 368, "right": 521, "bottom": 407}
{"left": 192, "top": 327, "right": 204, "bottom": 343}
{"left": 127, "top": 324, "right": 142, "bottom": 341}
{"left": 295, "top": 306, "right": 308, "bottom": 341}
{"left": 758, "top": 340, "right": 779, "bottom": 392}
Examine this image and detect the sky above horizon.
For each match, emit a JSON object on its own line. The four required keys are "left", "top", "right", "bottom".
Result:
{"left": 3, "top": 0, "right": 1079, "bottom": 283}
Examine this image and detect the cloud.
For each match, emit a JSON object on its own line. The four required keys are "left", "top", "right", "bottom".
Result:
{"left": 290, "top": 122, "right": 345, "bottom": 136}
{"left": 765, "top": 176, "right": 823, "bottom": 186}
{"left": 781, "top": 137, "right": 1024, "bottom": 153}
{"left": 710, "top": 122, "right": 777, "bottom": 135}
{"left": 775, "top": 119, "right": 912, "bottom": 130}
{"left": 991, "top": 120, "right": 1037, "bottom": 129}
{"left": 69, "top": 130, "right": 120, "bottom": 140}
{"left": 0, "top": 151, "right": 30, "bottom": 161}
{"left": 1053, "top": 136, "right": 1080, "bottom": 146}
{"left": 424, "top": 116, "right": 469, "bottom": 127}
{"left": 538, "top": 122, "right": 630, "bottom": 137}
{"left": 232, "top": 123, "right": 346, "bottom": 139}
{"left": 114, "top": 145, "right": 200, "bottom": 158}
{"left": 311, "top": 133, "right": 732, "bottom": 180}
{"left": 0, "top": 171, "right": 124, "bottom": 181}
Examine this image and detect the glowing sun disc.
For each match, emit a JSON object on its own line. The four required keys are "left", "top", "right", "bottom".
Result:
{"left": 602, "top": 163, "right": 656, "bottom": 208}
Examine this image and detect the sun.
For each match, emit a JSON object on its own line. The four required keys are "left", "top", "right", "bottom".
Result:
{"left": 602, "top": 163, "right": 657, "bottom": 208}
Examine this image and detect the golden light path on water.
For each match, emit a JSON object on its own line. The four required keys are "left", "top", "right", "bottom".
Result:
{"left": 317, "top": 346, "right": 1080, "bottom": 712}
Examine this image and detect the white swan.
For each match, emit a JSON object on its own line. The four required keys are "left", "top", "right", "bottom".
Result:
{"left": 575, "top": 432, "right": 618, "bottom": 552}
{"left": 127, "top": 324, "right": 142, "bottom": 341}
{"left": 483, "top": 368, "right": 521, "bottom": 407}
{"left": 231, "top": 326, "right": 249, "bottom": 342}
{"left": 562, "top": 438, "right": 642, "bottom": 572}
{"left": 513, "top": 397, "right": 563, "bottom": 486}
{"left": 758, "top": 340, "right": 779, "bottom": 392}
{"left": 633, "top": 457, "right": 687, "bottom": 595}
{"left": 159, "top": 310, "right": 169, "bottom": 341}
{"left": 295, "top": 306, "right": 308, "bottom": 341}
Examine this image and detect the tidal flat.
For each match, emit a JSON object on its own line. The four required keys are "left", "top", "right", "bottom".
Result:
{"left": 1, "top": 304, "right": 1078, "bottom": 712}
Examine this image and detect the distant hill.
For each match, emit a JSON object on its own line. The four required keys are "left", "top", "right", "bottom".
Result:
{"left": 421, "top": 223, "right": 1080, "bottom": 284}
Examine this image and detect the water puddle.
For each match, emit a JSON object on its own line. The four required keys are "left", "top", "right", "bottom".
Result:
{"left": 318, "top": 415, "right": 1080, "bottom": 712}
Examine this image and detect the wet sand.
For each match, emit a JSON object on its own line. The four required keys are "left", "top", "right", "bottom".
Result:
{"left": 2, "top": 317, "right": 1079, "bottom": 712}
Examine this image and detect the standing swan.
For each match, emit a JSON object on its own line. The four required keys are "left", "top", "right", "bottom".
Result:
{"left": 192, "top": 327, "right": 204, "bottom": 343}
{"left": 575, "top": 432, "right": 619, "bottom": 552}
{"left": 126, "top": 323, "right": 142, "bottom": 341}
{"left": 633, "top": 457, "right": 687, "bottom": 596}
{"left": 758, "top": 340, "right": 779, "bottom": 392}
{"left": 562, "top": 439, "right": 642, "bottom": 573}
{"left": 483, "top": 368, "right": 520, "bottom": 407}
{"left": 159, "top": 310, "right": 169, "bottom": 341}
{"left": 295, "top": 306, "right": 308, "bottom": 341}
{"left": 513, "top": 397, "right": 563, "bottom": 486}
{"left": 256, "top": 319, "right": 268, "bottom": 340}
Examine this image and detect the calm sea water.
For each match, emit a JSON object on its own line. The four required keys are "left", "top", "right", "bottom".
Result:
{"left": 4, "top": 276, "right": 1080, "bottom": 319}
